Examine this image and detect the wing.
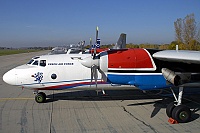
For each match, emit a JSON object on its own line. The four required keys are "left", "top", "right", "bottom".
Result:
{"left": 153, "top": 50, "right": 200, "bottom": 87}
{"left": 153, "top": 50, "right": 200, "bottom": 64}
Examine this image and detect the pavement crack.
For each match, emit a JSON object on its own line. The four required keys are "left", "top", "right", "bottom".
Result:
{"left": 49, "top": 91, "right": 55, "bottom": 133}
{"left": 121, "top": 106, "right": 158, "bottom": 133}
{"left": 0, "top": 100, "right": 7, "bottom": 131}
{"left": 20, "top": 100, "right": 28, "bottom": 133}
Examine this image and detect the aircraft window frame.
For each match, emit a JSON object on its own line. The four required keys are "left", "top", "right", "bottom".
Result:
{"left": 40, "top": 60, "right": 46, "bottom": 67}
{"left": 32, "top": 60, "right": 39, "bottom": 66}
{"left": 33, "top": 56, "right": 40, "bottom": 59}
{"left": 27, "top": 59, "right": 34, "bottom": 65}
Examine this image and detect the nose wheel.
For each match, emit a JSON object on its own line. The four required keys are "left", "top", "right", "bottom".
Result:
{"left": 35, "top": 92, "right": 46, "bottom": 103}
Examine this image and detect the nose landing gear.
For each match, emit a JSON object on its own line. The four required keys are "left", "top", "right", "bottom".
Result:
{"left": 34, "top": 91, "right": 46, "bottom": 103}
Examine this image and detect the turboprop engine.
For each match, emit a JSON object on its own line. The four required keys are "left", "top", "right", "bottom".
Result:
{"left": 162, "top": 68, "right": 191, "bottom": 86}
{"left": 79, "top": 48, "right": 157, "bottom": 86}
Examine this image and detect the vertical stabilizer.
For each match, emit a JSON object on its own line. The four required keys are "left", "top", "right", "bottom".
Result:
{"left": 113, "top": 33, "right": 126, "bottom": 49}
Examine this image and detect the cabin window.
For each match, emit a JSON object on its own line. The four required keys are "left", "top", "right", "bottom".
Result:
{"left": 32, "top": 60, "right": 38, "bottom": 66}
{"left": 40, "top": 60, "right": 46, "bottom": 67}
{"left": 51, "top": 74, "right": 57, "bottom": 79}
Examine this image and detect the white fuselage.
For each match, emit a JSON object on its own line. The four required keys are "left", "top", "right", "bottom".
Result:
{"left": 4, "top": 54, "right": 91, "bottom": 89}
{"left": 3, "top": 54, "right": 134, "bottom": 90}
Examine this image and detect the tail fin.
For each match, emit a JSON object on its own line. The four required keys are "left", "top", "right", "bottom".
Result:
{"left": 113, "top": 33, "right": 126, "bottom": 49}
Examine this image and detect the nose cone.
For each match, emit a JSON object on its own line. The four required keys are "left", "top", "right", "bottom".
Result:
{"left": 80, "top": 56, "right": 99, "bottom": 68}
{"left": 3, "top": 69, "right": 16, "bottom": 85}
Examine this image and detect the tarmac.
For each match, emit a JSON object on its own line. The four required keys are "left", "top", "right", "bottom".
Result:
{"left": 0, "top": 50, "right": 199, "bottom": 133}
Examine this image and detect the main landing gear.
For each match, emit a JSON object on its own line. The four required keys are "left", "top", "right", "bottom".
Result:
{"left": 166, "top": 87, "right": 191, "bottom": 123}
{"left": 34, "top": 90, "right": 46, "bottom": 103}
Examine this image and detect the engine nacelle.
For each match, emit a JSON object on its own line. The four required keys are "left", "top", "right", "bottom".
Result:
{"left": 99, "top": 49, "right": 156, "bottom": 72}
{"left": 162, "top": 68, "right": 181, "bottom": 86}
{"left": 162, "top": 68, "right": 191, "bottom": 86}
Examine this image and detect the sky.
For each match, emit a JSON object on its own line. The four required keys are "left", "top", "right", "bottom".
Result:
{"left": 0, "top": 0, "right": 200, "bottom": 48}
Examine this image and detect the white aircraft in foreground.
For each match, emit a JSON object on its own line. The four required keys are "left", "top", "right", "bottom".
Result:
{"left": 3, "top": 28, "right": 200, "bottom": 123}
{"left": 3, "top": 32, "right": 127, "bottom": 102}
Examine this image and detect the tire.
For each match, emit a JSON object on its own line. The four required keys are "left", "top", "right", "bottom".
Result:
{"left": 40, "top": 92, "right": 46, "bottom": 100}
{"left": 172, "top": 105, "right": 191, "bottom": 123}
{"left": 166, "top": 102, "right": 175, "bottom": 117}
{"left": 35, "top": 92, "right": 46, "bottom": 103}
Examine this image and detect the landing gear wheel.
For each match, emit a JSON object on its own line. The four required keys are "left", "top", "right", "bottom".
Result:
{"left": 172, "top": 105, "right": 191, "bottom": 123}
{"left": 166, "top": 102, "right": 175, "bottom": 117}
{"left": 35, "top": 92, "right": 46, "bottom": 103}
{"left": 40, "top": 92, "right": 46, "bottom": 100}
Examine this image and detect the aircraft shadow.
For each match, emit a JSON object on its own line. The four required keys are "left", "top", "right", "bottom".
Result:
{"left": 46, "top": 89, "right": 163, "bottom": 102}
{"left": 45, "top": 89, "right": 200, "bottom": 122}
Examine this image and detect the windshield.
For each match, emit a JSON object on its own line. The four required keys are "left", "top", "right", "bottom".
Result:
{"left": 27, "top": 58, "right": 46, "bottom": 67}
{"left": 27, "top": 59, "right": 34, "bottom": 64}
{"left": 32, "top": 60, "right": 38, "bottom": 66}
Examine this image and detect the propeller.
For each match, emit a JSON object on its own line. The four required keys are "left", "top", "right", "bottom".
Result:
{"left": 80, "top": 26, "right": 107, "bottom": 88}
{"left": 80, "top": 55, "right": 107, "bottom": 87}
{"left": 91, "top": 26, "right": 99, "bottom": 86}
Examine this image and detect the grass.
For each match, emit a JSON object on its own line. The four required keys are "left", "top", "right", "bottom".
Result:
{"left": 0, "top": 49, "right": 42, "bottom": 56}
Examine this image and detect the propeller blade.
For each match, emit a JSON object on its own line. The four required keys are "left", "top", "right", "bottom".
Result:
{"left": 90, "top": 38, "right": 92, "bottom": 56}
{"left": 98, "top": 68, "right": 107, "bottom": 82}
{"left": 94, "top": 65, "right": 98, "bottom": 88}
{"left": 96, "top": 26, "right": 99, "bottom": 43}
{"left": 90, "top": 65, "right": 98, "bottom": 89}
{"left": 94, "top": 26, "right": 99, "bottom": 57}
{"left": 90, "top": 66, "right": 93, "bottom": 86}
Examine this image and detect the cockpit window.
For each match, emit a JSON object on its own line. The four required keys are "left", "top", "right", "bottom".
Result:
{"left": 27, "top": 59, "right": 34, "bottom": 64}
{"left": 32, "top": 60, "right": 38, "bottom": 66}
{"left": 40, "top": 60, "right": 46, "bottom": 67}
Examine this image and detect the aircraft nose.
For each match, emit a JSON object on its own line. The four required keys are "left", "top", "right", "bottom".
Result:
{"left": 3, "top": 69, "right": 17, "bottom": 85}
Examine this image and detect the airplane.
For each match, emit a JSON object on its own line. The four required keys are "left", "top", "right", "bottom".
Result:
{"left": 79, "top": 47, "right": 200, "bottom": 123}
{"left": 48, "top": 42, "right": 85, "bottom": 55}
{"left": 48, "top": 26, "right": 100, "bottom": 55}
{"left": 48, "top": 27, "right": 127, "bottom": 55}
{"left": 3, "top": 26, "right": 198, "bottom": 123}
{"left": 2, "top": 30, "right": 127, "bottom": 102}
{"left": 3, "top": 43, "right": 200, "bottom": 123}
{"left": 48, "top": 46, "right": 68, "bottom": 54}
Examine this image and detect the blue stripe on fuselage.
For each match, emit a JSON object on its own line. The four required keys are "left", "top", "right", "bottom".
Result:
{"left": 107, "top": 73, "right": 172, "bottom": 90}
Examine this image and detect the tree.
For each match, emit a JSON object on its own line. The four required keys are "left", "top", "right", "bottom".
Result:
{"left": 174, "top": 13, "right": 199, "bottom": 50}
{"left": 174, "top": 18, "right": 183, "bottom": 43}
{"left": 183, "top": 13, "right": 197, "bottom": 45}
{"left": 197, "top": 25, "right": 200, "bottom": 43}
{"left": 168, "top": 41, "right": 179, "bottom": 50}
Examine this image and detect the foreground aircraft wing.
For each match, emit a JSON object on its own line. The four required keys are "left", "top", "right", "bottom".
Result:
{"left": 153, "top": 50, "right": 200, "bottom": 64}
{"left": 153, "top": 50, "right": 200, "bottom": 87}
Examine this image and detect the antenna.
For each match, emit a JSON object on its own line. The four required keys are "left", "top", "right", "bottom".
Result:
{"left": 176, "top": 45, "right": 179, "bottom": 51}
